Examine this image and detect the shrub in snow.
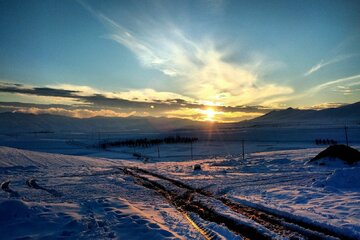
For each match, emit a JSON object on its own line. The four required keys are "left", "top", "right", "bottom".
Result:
{"left": 309, "top": 144, "right": 360, "bottom": 166}
{"left": 193, "top": 164, "right": 202, "bottom": 171}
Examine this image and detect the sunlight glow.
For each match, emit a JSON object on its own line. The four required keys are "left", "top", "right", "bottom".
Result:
{"left": 203, "top": 108, "right": 216, "bottom": 121}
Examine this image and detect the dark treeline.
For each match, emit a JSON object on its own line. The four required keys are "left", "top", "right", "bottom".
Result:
{"left": 99, "top": 135, "right": 198, "bottom": 149}
{"left": 315, "top": 139, "right": 337, "bottom": 145}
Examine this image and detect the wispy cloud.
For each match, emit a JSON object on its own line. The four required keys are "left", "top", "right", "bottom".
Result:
{"left": 260, "top": 74, "right": 360, "bottom": 107}
{"left": 304, "top": 54, "right": 356, "bottom": 76}
{"left": 303, "top": 102, "right": 346, "bottom": 110}
{"left": 79, "top": 1, "right": 293, "bottom": 107}
{"left": 308, "top": 74, "right": 360, "bottom": 94}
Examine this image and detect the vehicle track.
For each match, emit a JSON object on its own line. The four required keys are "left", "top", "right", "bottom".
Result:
{"left": 26, "top": 178, "right": 62, "bottom": 197}
{"left": 122, "top": 167, "right": 276, "bottom": 239}
{"left": 0, "top": 180, "right": 20, "bottom": 197}
{"left": 122, "top": 167, "right": 356, "bottom": 240}
{"left": 215, "top": 172, "right": 329, "bottom": 188}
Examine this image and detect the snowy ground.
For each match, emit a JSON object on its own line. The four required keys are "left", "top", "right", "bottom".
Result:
{"left": 0, "top": 147, "right": 204, "bottom": 239}
{"left": 140, "top": 147, "right": 360, "bottom": 239}
{"left": 0, "top": 143, "right": 359, "bottom": 239}
{"left": 1, "top": 124, "right": 359, "bottom": 161}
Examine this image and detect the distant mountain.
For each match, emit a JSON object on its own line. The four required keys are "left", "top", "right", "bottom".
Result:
{"left": 1, "top": 102, "right": 359, "bottom": 134}
{"left": 241, "top": 102, "right": 360, "bottom": 127}
{"left": 0, "top": 112, "right": 203, "bottom": 134}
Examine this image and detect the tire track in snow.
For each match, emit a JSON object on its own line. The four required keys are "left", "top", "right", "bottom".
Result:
{"left": 124, "top": 167, "right": 356, "bottom": 240}
{"left": 0, "top": 180, "right": 20, "bottom": 197}
{"left": 121, "top": 167, "right": 277, "bottom": 240}
{"left": 26, "top": 179, "right": 62, "bottom": 197}
{"left": 184, "top": 212, "right": 222, "bottom": 240}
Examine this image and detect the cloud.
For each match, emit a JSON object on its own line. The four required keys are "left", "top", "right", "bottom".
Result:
{"left": 304, "top": 54, "right": 357, "bottom": 76}
{"left": 0, "top": 82, "right": 79, "bottom": 98}
{"left": 0, "top": 82, "right": 193, "bottom": 110}
{"left": 308, "top": 74, "right": 360, "bottom": 94}
{"left": 79, "top": 1, "right": 293, "bottom": 107}
{"left": 262, "top": 74, "right": 360, "bottom": 108}
{"left": 304, "top": 102, "right": 346, "bottom": 110}
{"left": 14, "top": 107, "right": 136, "bottom": 118}
{"left": 0, "top": 81, "right": 274, "bottom": 122}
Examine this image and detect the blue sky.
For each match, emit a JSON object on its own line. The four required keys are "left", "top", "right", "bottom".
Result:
{"left": 0, "top": 0, "right": 359, "bottom": 121}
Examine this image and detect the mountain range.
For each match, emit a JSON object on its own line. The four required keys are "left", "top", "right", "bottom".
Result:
{"left": 0, "top": 102, "right": 359, "bottom": 133}
{"left": 240, "top": 101, "right": 360, "bottom": 126}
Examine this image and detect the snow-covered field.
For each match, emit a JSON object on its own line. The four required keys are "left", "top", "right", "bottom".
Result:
{"left": 1, "top": 125, "right": 359, "bottom": 161}
{"left": 0, "top": 147, "right": 204, "bottom": 239}
{"left": 141, "top": 147, "right": 360, "bottom": 238}
{"left": 1, "top": 140, "right": 359, "bottom": 239}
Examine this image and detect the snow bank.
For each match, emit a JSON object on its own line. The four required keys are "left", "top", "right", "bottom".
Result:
{"left": 315, "top": 167, "right": 360, "bottom": 189}
{"left": 0, "top": 146, "right": 118, "bottom": 169}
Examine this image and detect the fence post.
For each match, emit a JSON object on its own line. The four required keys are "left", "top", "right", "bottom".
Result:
{"left": 242, "top": 139, "right": 245, "bottom": 161}
{"left": 344, "top": 126, "right": 349, "bottom": 146}
{"left": 157, "top": 145, "right": 160, "bottom": 158}
{"left": 191, "top": 141, "right": 193, "bottom": 160}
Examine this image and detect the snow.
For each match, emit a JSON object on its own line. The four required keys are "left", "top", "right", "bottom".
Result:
{"left": 138, "top": 146, "right": 360, "bottom": 239}
{"left": 0, "top": 147, "right": 202, "bottom": 239}
{"left": 185, "top": 212, "right": 242, "bottom": 240}
{"left": 191, "top": 193, "right": 279, "bottom": 239}
{"left": 0, "top": 146, "right": 118, "bottom": 168}
{"left": 0, "top": 199, "right": 84, "bottom": 239}
{"left": 1, "top": 141, "right": 360, "bottom": 239}
{"left": 315, "top": 167, "right": 360, "bottom": 189}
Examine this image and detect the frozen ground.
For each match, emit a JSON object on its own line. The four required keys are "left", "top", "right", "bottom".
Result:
{"left": 139, "top": 147, "right": 360, "bottom": 239}
{"left": 0, "top": 147, "right": 204, "bottom": 239}
{"left": 0, "top": 143, "right": 359, "bottom": 239}
{"left": 1, "top": 124, "right": 359, "bottom": 161}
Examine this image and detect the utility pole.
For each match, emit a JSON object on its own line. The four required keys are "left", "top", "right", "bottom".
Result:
{"left": 242, "top": 139, "right": 245, "bottom": 161}
{"left": 344, "top": 126, "right": 349, "bottom": 146}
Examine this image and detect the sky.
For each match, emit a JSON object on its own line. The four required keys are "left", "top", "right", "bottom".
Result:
{"left": 0, "top": 0, "right": 359, "bottom": 122}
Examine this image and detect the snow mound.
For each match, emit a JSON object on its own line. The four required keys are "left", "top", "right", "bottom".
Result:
{"left": 317, "top": 168, "right": 360, "bottom": 189}
{"left": 309, "top": 145, "right": 360, "bottom": 166}
{"left": 0, "top": 146, "right": 118, "bottom": 169}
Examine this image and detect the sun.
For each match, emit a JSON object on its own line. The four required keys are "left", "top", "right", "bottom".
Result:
{"left": 203, "top": 108, "right": 216, "bottom": 121}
